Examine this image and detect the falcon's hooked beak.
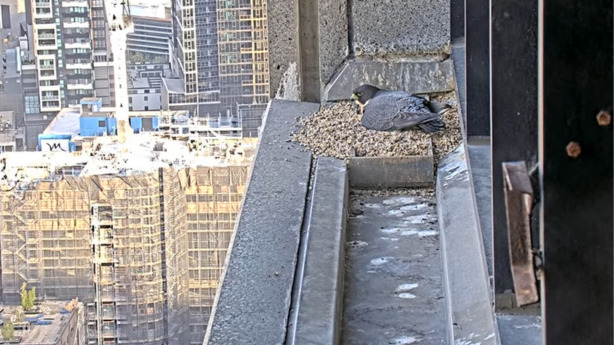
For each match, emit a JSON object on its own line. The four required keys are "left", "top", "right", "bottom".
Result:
{"left": 351, "top": 93, "right": 365, "bottom": 116}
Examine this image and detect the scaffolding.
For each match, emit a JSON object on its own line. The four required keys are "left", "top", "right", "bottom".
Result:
{"left": 0, "top": 138, "right": 255, "bottom": 345}
{"left": 0, "top": 179, "right": 93, "bottom": 304}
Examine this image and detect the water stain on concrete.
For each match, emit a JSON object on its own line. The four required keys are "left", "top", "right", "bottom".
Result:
{"left": 342, "top": 190, "right": 446, "bottom": 345}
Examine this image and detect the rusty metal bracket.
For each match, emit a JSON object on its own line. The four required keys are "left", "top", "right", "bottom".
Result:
{"left": 502, "top": 161, "right": 539, "bottom": 306}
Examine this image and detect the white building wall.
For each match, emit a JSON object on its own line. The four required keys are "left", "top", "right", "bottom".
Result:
{"left": 129, "top": 89, "right": 162, "bottom": 111}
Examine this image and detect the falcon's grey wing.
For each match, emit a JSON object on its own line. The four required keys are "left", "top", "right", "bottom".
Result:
{"left": 391, "top": 111, "right": 443, "bottom": 131}
{"left": 362, "top": 93, "right": 445, "bottom": 132}
{"left": 361, "top": 99, "right": 400, "bottom": 131}
{"left": 385, "top": 90, "right": 450, "bottom": 114}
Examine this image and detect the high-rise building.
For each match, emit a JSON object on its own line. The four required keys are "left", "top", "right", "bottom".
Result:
{"left": 29, "top": 0, "right": 114, "bottom": 113}
{"left": 0, "top": 129, "right": 255, "bottom": 344}
{"left": 164, "top": 0, "right": 219, "bottom": 115}
{"left": 163, "top": 0, "right": 269, "bottom": 128}
{"left": 216, "top": 0, "right": 269, "bottom": 113}
{"left": 91, "top": 0, "right": 114, "bottom": 107}
{"left": 126, "top": 4, "right": 172, "bottom": 60}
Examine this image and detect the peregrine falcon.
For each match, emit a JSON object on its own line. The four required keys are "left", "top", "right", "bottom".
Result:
{"left": 351, "top": 84, "right": 448, "bottom": 133}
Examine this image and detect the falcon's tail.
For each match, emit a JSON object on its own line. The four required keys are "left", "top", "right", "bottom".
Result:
{"left": 418, "top": 117, "right": 446, "bottom": 133}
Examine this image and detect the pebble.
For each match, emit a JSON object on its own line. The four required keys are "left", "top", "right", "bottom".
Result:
{"left": 291, "top": 92, "right": 462, "bottom": 160}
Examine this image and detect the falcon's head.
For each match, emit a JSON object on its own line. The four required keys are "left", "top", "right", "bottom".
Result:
{"left": 351, "top": 84, "right": 381, "bottom": 106}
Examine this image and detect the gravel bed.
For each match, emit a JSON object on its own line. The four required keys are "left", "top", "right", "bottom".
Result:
{"left": 291, "top": 91, "right": 461, "bottom": 160}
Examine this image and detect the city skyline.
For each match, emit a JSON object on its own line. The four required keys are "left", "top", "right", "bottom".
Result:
{"left": 0, "top": 0, "right": 270, "bottom": 153}
{"left": 0, "top": 0, "right": 270, "bottom": 344}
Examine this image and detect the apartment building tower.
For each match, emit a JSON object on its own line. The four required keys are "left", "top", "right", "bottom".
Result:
{"left": 163, "top": 0, "right": 269, "bottom": 128}
{"left": 126, "top": 4, "right": 172, "bottom": 60}
{"left": 30, "top": 0, "right": 114, "bottom": 114}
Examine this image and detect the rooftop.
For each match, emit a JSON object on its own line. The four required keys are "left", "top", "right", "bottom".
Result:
{"left": 2, "top": 48, "right": 21, "bottom": 80}
{"left": 43, "top": 107, "right": 81, "bottom": 136}
{"left": 162, "top": 78, "right": 185, "bottom": 94}
{"left": 129, "top": 76, "right": 153, "bottom": 89}
{"left": 0, "top": 300, "right": 82, "bottom": 345}
{"left": 0, "top": 134, "right": 257, "bottom": 187}
{"left": 129, "top": 3, "right": 170, "bottom": 19}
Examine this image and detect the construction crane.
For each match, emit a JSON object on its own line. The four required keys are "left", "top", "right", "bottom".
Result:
{"left": 107, "top": 0, "right": 134, "bottom": 143}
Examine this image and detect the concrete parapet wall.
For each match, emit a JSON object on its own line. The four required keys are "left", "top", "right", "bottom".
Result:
{"left": 323, "top": 59, "right": 454, "bottom": 102}
{"left": 205, "top": 100, "right": 318, "bottom": 345}
{"left": 268, "top": 0, "right": 451, "bottom": 100}
{"left": 267, "top": 0, "right": 300, "bottom": 101}
{"left": 352, "top": 0, "right": 450, "bottom": 57}
{"left": 316, "top": 0, "right": 349, "bottom": 93}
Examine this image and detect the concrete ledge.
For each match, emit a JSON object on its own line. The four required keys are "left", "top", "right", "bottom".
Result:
{"left": 348, "top": 156, "right": 434, "bottom": 188}
{"left": 288, "top": 157, "right": 348, "bottom": 345}
{"left": 205, "top": 100, "right": 319, "bottom": 344}
{"left": 323, "top": 59, "right": 455, "bottom": 102}
{"left": 436, "top": 145, "right": 500, "bottom": 345}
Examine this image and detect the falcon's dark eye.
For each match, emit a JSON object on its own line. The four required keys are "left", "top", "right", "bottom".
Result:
{"left": 356, "top": 92, "right": 364, "bottom": 97}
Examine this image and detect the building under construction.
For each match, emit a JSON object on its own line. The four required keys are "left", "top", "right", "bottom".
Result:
{"left": 0, "top": 134, "right": 256, "bottom": 345}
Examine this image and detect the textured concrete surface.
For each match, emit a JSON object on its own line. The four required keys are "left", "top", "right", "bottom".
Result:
{"left": 323, "top": 59, "right": 454, "bottom": 102}
{"left": 269, "top": 0, "right": 347, "bottom": 101}
{"left": 351, "top": 0, "right": 450, "bottom": 56}
{"left": 342, "top": 192, "right": 447, "bottom": 345}
{"left": 467, "top": 138, "right": 493, "bottom": 279}
{"left": 299, "top": 0, "right": 322, "bottom": 102}
{"left": 290, "top": 157, "right": 348, "bottom": 345}
{"left": 300, "top": 0, "right": 349, "bottom": 102}
{"left": 437, "top": 145, "right": 499, "bottom": 345}
{"left": 268, "top": 0, "right": 300, "bottom": 98}
{"left": 451, "top": 41, "right": 467, "bottom": 133}
{"left": 205, "top": 100, "right": 319, "bottom": 344}
{"left": 318, "top": 0, "right": 349, "bottom": 87}
{"left": 497, "top": 315, "right": 542, "bottom": 345}
{"left": 348, "top": 156, "right": 434, "bottom": 188}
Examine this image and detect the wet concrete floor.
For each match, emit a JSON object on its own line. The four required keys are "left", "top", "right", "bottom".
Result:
{"left": 342, "top": 189, "right": 447, "bottom": 345}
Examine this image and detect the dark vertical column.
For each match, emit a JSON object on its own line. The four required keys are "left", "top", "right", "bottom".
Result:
{"left": 490, "top": 0, "right": 538, "bottom": 297}
{"left": 464, "top": 0, "right": 489, "bottom": 136}
{"left": 298, "top": 0, "right": 321, "bottom": 103}
{"left": 539, "top": 1, "right": 613, "bottom": 344}
{"left": 451, "top": 0, "right": 464, "bottom": 41}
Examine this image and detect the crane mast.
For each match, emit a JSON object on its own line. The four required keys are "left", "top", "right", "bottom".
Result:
{"left": 107, "top": 0, "right": 133, "bottom": 142}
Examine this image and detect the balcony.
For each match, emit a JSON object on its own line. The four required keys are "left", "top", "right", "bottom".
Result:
{"left": 34, "top": 22, "right": 56, "bottom": 30}
{"left": 36, "top": 53, "right": 56, "bottom": 60}
{"left": 65, "top": 41, "right": 91, "bottom": 49}
{"left": 63, "top": 21, "right": 90, "bottom": 29}
{"left": 37, "top": 33, "right": 56, "bottom": 39}
{"left": 66, "top": 63, "right": 92, "bottom": 70}
{"left": 34, "top": 10, "right": 53, "bottom": 19}
{"left": 38, "top": 72, "right": 57, "bottom": 80}
{"left": 61, "top": 0, "right": 89, "bottom": 7}
{"left": 38, "top": 64, "right": 55, "bottom": 70}
{"left": 37, "top": 41, "right": 57, "bottom": 49}
{"left": 39, "top": 84, "right": 60, "bottom": 91}
{"left": 66, "top": 72, "right": 91, "bottom": 79}
{"left": 40, "top": 102, "right": 61, "bottom": 112}
{"left": 34, "top": 0, "right": 51, "bottom": 6}
{"left": 67, "top": 82, "right": 93, "bottom": 90}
